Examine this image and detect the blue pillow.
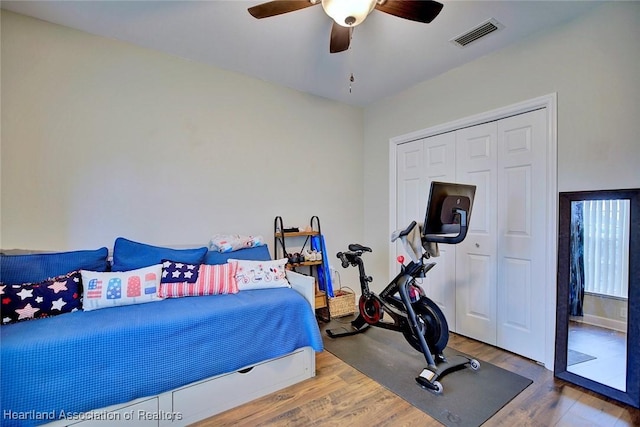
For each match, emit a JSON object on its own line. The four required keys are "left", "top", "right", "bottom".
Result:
{"left": 111, "top": 237, "right": 208, "bottom": 272}
{"left": 204, "top": 245, "right": 271, "bottom": 265}
{"left": 0, "top": 248, "right": 109, "bottom": 285}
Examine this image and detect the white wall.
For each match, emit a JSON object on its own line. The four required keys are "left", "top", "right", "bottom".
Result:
{"left": 0, "top": 10, "right": 364, "bottom": 269}
{"left": 3, "top": 3, "right": 639, "bottom": 294}
{"left": 363, "top": 2, "right": 640, "bottom": 287}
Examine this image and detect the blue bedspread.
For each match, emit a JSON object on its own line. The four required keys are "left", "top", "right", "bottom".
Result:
{"left": 1, "top": 288, "right": 323, "bottom": 427}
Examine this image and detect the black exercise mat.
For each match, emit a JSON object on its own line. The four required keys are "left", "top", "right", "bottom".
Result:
{"left": 321, "top": 319, "right": 532, "bottom": 427}
{"left": 567, "top": 349, "right": 597, "bottom": 366}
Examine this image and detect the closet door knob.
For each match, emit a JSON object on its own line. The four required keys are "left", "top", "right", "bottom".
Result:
{"left": 475, "top": 243, "right": 480, "bottom": 248}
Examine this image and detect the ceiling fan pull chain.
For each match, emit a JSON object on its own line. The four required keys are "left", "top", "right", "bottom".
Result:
{"left": 348, "top": 38, "right": 355, "bottom": 94}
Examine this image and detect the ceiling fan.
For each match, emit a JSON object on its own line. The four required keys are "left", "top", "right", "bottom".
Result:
{"left": 248, "top": 0, "right": 444, "bottom": 53}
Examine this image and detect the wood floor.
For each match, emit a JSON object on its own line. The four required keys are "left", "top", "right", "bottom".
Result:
{"left": 192, "top": 333, "right": 640, "bottom": 427}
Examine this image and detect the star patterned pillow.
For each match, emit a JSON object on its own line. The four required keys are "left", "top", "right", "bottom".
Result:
{"left": 1, "top": 271, "right": 82, "bottom": 325}
{"left": 159, "top": 260, "right": 239, "bottom": 298}
{"left": 160, "top": 260, "right": 200, "bottom": 283}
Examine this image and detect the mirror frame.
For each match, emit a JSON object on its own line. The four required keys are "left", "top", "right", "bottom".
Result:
{"left": 555, "top": 188, "right": 639, "bottom": 408}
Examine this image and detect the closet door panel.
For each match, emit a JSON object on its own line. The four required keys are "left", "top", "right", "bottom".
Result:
{"left": 395, "top": 140, "right": 425, "bottom": 299}
{"left": 396, "top": 140, "right": 423, "bottom": 237}
{"left": 496, "top": 109, "right": 547, "bottom": 363}
{"left": 396, "top": 134, "right": 457, "bottom": 327}
{"left": 423, "top": 134, "right": 456, "bottom": 182}
{"left": 455, "top": 123, "right": 498, "bottom": 344}
{"left": 421, "top": 133, "right": 457, "bottom": 327}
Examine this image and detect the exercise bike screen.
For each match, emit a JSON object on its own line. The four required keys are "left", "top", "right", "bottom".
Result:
{"left": 423, "top": 181, "right": 476, "bottom": 236}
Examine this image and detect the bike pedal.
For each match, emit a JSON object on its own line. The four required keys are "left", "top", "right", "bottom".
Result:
{"left": 418, "top": 368, "right": 436, "bottom": 382}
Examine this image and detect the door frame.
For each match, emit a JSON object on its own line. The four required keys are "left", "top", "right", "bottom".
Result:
{"left": 388, "top": 93, "right": 558, "bottom": 370}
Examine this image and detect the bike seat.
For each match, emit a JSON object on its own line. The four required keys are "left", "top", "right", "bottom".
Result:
{"left": 348, "top": 243, "right": 372, "bottom": 253}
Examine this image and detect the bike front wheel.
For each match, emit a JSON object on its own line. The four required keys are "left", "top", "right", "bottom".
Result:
{"left": 403, "top": 297, "right": 449, "bottom": 355}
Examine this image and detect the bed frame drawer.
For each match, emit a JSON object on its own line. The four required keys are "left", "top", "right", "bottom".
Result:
{"left": 42, "top": 347, "right": 314, "bottom": 427}
{"left": 171, "top": 348, "right": 311, "bottom": 425}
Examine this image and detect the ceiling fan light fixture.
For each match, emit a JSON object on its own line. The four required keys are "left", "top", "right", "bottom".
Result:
{"left": 321, "top": 0, "right": 377, "bottom": 27}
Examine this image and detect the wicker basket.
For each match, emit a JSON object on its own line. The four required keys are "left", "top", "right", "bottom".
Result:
{"left": 328, "top": 287, "right": 356, "bottom": 318}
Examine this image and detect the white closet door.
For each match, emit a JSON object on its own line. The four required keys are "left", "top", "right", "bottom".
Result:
{"left": 395, "top": 133, "right": 457, "bottom": 327}
{"left": 395, "top": 140, "right": 425, "bottom": 279}
{"left": 396, "top": 139, "right": 424, "bottom": 248}
{"left": 455, "top": 122, "right": 498, "bottom": 345}
{"left": 496, "top": 109, "right": 547, "bottom": 363}
{"left": 419, "top": 132, "right": 457, "bottom": 328}
{"left": 393, "top": 107, "right": 550, "bottom": 361}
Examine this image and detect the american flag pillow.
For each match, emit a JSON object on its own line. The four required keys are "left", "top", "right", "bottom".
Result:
{"left": 161, "top": 260, "right": 200, "bottom": 283}
{"left": 159, "top": 260, "right": 238, "bottom": 298}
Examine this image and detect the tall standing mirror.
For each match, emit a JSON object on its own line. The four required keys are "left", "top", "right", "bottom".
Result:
{"left": 555, "top": 189, "right": 639, "bottom": 408}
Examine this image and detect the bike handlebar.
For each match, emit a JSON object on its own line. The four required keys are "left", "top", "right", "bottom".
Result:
{"left": 337, "top": 244, "right": 371, "bottom": 269}
{"left": 336, "top": 251, "right": 350, "bottom": 268}
{"left": 336, "top": 250, "right": 374, "bottom": 283}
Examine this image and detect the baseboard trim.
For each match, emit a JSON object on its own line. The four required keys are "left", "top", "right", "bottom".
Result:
{"left": 573, "top": 314, "right": 627, "bottom": 333}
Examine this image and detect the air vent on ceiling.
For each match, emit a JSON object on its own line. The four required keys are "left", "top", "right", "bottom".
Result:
{"left": 450, "top": 18, "right": 504, "bottom": 48}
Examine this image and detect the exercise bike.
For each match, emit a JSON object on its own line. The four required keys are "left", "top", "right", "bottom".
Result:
{"left": 326, "top": 181, "right": 479, "bottom": 393}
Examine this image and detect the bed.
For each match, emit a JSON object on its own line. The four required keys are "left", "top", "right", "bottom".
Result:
{"left": 1, "top": 241, "right": 323, "bottom": 427}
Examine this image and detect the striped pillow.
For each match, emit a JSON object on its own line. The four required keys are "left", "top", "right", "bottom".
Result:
{"left": 159, "top": 261, "right": 238, "bottom": 298}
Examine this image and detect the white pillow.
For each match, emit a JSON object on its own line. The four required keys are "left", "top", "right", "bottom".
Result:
{"left": 81, "top": 264, "right": 164, "bottom": 311}
{"left": 228, "top": 258, "right": 290, "bottom": 291}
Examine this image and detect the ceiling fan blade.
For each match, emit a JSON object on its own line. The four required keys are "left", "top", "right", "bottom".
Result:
{"left": 375, "top": 0, "right": 443, "bottom": 24}
{"left": 248, "top": 1, "right": 318, "bottom": 19}
{"left": 330, "top": 22, "right": 352, "bottom": 54}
